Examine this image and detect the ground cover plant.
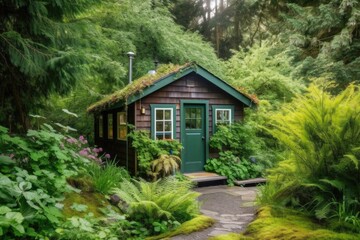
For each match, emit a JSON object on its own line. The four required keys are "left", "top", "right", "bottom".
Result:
{"left": 209, "top": 206, "right": 360, "bottom": 240}
{"left": 258, "top": 82, "right": 360, "bottom": 233}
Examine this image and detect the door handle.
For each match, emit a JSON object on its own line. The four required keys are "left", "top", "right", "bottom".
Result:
{"left": 202, "top": 136, "right": 205, "bottom": 140}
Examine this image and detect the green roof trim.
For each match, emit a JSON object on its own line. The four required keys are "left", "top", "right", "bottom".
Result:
{"left": 87, "top": 62, "right": 257, "bottom": 113}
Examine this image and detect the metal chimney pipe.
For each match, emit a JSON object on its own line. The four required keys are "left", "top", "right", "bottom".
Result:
{"left": 127, "top": 51, "right": 135, "bottom": 84}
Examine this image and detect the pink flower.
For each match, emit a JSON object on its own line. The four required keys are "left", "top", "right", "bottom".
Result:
{"left": 104, "top": 154, "right": 111, "bottom": 159}
{"left": 66, "top": 137, "right": 78, "bottom": 144}
{"left": 79, "top": 135, "right": 88, "bottom": 144}
{"left": 79, "top": 148, "right": 89, "bottom": 156}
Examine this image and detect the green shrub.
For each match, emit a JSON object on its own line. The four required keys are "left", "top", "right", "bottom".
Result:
{"left": 129, "top": 130, "right": 182, "bottom": 178}
{"left": 86, "top": 160, "right": 130, "bottom": 194}
{"left": 260, "top": 82, "right": 360, "bottom": 231}
{"left": 113, "top": 177, "right": 200, "bottom": 236}
{"left": 205, "top": 151, "right": 261, "bottom": 185}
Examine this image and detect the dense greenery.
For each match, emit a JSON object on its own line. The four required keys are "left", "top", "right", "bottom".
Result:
{"left": 1, "top": 0, "right": 360, "bottom": 238}
{"left": 113, "top": 177, "right": 200, "bottom": 236}
{"left": 205, "top": 122, "right": 264, "bottom": 185}
{"left": 259, "top": 83, "right": 360, "bottom": 232}
{"left": 129, "top": 130, "right": 182, "bottom": 179}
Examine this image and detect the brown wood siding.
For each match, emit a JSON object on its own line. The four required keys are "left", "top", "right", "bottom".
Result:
{"left": 134, "top": 72, "right": 245, "bottom": 138}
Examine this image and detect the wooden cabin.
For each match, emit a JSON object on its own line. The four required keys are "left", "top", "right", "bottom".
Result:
{"left": 87, "top": 63, "right": 257, "bottom": 174}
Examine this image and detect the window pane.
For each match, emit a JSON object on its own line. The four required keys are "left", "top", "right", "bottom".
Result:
{"left": 164, "top": 110, "right": 171, "bottom": 119}
{"left": 165, "top": 121, "right": 171, "bottom": 131}
{"left": 156, "top": 110, "right": 163, "bottom": 120}
{"left": 164, "top": 133, "right": 172, "bottom": 139}
{"left": 196, "top": 118, "right": 201, "bottom": 129}
{"left": 118, "top": 126, "right": 127, "bottom": 140}
{"left": 108, "top": 114, "right": 113, "bottom": 139}
{"left": 156, "top": 122, "right": 163, "bottom": 131}
{"left": 99, "top": 115, "right": 103, "bottom": 138}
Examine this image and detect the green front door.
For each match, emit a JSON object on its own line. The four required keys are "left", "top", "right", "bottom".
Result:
{"left": 182, "top": 104, "right": 206, "bottom": 173}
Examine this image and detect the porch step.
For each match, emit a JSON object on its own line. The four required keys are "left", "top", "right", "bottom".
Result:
{"left": 234, "top": 177, "right": 266, "bottom": 186}
{"left": 184, "top": 172, "right": 227, "bottom": 187}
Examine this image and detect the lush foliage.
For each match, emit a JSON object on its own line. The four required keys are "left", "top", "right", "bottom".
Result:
{"left": 86, "top": 160, "right": 130, "bottom": 194}
{"left": 113, "top": 177, "right": 200, "bottom": 236}
{"left": 259, "top": 83, "right": 360, "bottom": 232}
{"left": 205, "top": 122, "right": 265, "bottom": 185}
{"left": 205, "top": 151, "right": 260, "bottom": 185}
{"left": 129, "top": 130, "right": 182, "bottom": 179}
{"left": 0, "top": 124, "right": 97, "bottom": 238}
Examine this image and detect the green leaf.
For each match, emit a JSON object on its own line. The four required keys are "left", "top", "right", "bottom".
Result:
{"left": 70, "top": 203, "right": 88, "bottom": 212}
{"left": 5, "top": 212, "right": 24, "bottom": 224}
{"left": 62, "top": 109, "right": 78, "bottom": 118}
{"left": 0, "top": 206, "right": 12, "bottom": 215}
{"left": 0, "top": 156, "right": 15, "bottom": 165}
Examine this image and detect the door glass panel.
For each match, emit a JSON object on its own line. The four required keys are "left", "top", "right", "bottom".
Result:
{"left": 185, "top": 107, "right": 202, "bottom": 129}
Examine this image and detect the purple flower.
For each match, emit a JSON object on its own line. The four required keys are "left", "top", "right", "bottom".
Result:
{"left": 104, "top": 153, "right": 110, "bottom": 159}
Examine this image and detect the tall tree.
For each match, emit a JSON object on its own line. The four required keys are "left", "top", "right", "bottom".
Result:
{"left": 277, "top": 0, "right": 360, "bottom": 88}
{"left": 0, "top": 0, "right": 99, "bottom": 132}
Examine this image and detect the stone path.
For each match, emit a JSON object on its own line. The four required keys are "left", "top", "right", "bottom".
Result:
{"left": 171, "top": 185, "right": 258, "bottom": 240}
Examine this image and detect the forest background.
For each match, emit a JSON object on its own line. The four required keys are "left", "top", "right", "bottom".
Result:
{"left": 1, "top": 0, "right": 359, "bottom": 136}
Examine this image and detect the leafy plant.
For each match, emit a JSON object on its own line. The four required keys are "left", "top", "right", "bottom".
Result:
{"left": 260, "top": 82, "right": 360, "bottom": 231}
{"left": 113, "top": 177, "right": 200, "bottom": 236}
{"left": 205, "top": 151, "right": 261, "bottom": 185}
{"left": 129, "top": 130, "right": 182, "bottom": 178}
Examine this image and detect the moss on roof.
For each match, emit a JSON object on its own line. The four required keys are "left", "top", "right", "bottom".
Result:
{"left": 87, "top": 63, "right": 192, "bottom": 113}
{"left": 87, "top": 62, "right": 258, "bottom": 113}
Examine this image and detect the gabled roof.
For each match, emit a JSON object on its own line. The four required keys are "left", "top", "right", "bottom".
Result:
{"left": 87, "top": 62, "right": 258, "bottom": 113}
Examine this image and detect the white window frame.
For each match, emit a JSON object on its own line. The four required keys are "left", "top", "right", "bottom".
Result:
{"left": 152, "top": 106, "right": 175, "bottom": 140}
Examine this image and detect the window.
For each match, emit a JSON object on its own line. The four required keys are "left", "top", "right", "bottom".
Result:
{"left": 107, "top": 113, "right": 113, "bottom": 139}
{"left": 117, "top": 112, "right": 127, "bottom": 140}
{"left": 216, "top": 109, "right": 231, "bottom": 125}
{"left": 212, "top": 105, "right": 234, "bottom": 132}
{"left": 151, "top": 104, "right": 176, "bottom": 140}
{"left": 99, "top": 115, "right": 103, "bottom": 138}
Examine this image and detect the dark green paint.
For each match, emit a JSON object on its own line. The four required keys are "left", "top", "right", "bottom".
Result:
{"left": 180, "top": 100, "right": 209, "bottom": 173}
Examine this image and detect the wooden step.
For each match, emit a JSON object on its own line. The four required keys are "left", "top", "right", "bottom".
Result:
{"left": 234, "top": 178, "right": 266, "bottom": 186}
{"left": 184, "top": 172, "right": 227, "bottom": 185}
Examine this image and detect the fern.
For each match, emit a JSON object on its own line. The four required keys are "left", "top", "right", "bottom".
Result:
{"left": 112, "top": 177, "right": 200, "bottom": 225}
{"left": 261, "top": 83, "right": 360, "bottom": 227}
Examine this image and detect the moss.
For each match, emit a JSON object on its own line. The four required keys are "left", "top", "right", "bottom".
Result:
{"left": 87, "top": 62, "right": 258, "bottom": 113}
{"left": 209, "top": 233, "right": 254, "bottom": 240}
{"left": 62, "top": 191, "right": 119, "bottom": 218}
{"left": 87, "top": 63, "right": 191, "bottom": 113}
{"left": 146, "top": 215, "right": 215, "bottom": 240}
{"left": 212, "top": 206, "right": 360, "bottom": 240}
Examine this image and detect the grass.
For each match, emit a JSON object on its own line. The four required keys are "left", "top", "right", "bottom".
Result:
{"left": 86, "top": 161, "right": 130, "bottom": 194}
{"left": 209, "top": 206, "right": 360, "bottom": 240}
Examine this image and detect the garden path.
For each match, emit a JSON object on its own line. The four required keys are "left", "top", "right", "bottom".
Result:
{"left": 171, "top": 185, "right": 258, "bottom": 240}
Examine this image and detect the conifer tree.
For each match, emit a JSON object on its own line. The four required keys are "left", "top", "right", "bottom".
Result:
{"left": 0, "top": 0, "right": 98, "bottom": 132}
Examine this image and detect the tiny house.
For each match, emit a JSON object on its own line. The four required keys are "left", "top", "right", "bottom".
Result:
{"left": 87, "top": 63, "right": 257, "bottom": 174}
